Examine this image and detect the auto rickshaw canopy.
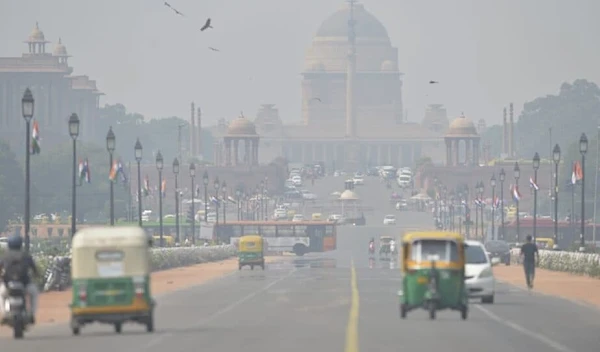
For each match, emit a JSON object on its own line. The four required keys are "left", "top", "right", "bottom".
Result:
{"left": 401, "top": 231, "right": 465, "bottom": 272}
{"left": 238, "top": 234, "right": 264, "bottom": 252}
{"left": 71, "top": 226, "right": 151, "bottom": 279}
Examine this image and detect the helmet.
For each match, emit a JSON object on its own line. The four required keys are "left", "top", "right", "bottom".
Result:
{"left": 7, "top": 235, "right": 23, "bottom": 250}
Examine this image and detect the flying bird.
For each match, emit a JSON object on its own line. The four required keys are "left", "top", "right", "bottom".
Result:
{"left": 209, "top": 47, "right": 220, "bottom": 52}
{"left": 201, "top": 18, "right": 213, "bottom": 31}
{"left": 310, "top": 97, "right": 322, "bottom": 102}
{"left": 164, "top": 2, "right": 185, "bottom": 16}
{"left": 429, "top": 80, "right": 439, "bottom": 84}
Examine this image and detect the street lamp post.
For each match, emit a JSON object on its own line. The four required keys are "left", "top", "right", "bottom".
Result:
{"left": 190, "top": 163, "right": 196, "bottom": 245}
{"left": 172, "top": 158, "right": 180, "bottom": 244}
{"left": 222, "top": 181, "right": 227, "bottom": 224}
{"left": 514, "top": 162, "right": 521, "bottom": 243}
{"left": 134, "top": 139, "right": 143, "bottom": 227}
{"left": 106, "top": 127, "right": 116, "bottom": 226}
{"left": 579, "top": 133, "right": 588, "bottom": 252}
{"left": 21, "top": 89, "right": 34, "bottom": 251}
{"left": 553, "top": 144, "right": 561, "bottom": 249}
{"left": 532, "top": 152, "right": 540, "bottom": 243}
{"left": 499, "top": 168, "right": 506, "bottom": 240}
{"left": 69, "top": 113, "right": 80, "bottom": 237}
{"left": 479, "top": 181, "right": 485, "bottom": 241}
{"left": 214, "top": 177, "right": 220, "bottom": 228}
{"left": 490, "top": 174, "right": 496, "bottom": 240}
{"left": 203, "top": 171, "right": 209, "bottom": 222}
{"left": 260, "top": 180, "right": 265, "bottom": 220}
{"left": 236, "top": 189, "right": 241, "bottom": 220}
{"left": 475, "top": 182, "right": 480, "bottom": 238}
{"left": 156, "top": 151, "right": 164, "bottom": 247}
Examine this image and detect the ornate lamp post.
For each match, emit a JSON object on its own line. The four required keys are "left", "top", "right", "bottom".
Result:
{"left": 106, "top": 127, "right": 116, "bottom": 225}
{"left": 222, "top": 181, "right": 227, "bottom": 224}
{"left": 579, "top": 133, "right": 588, "bottom": 252}
{"left": 189, "top": 163, "right": 196, "bottom": 245}
{"left": 68, "top": 113, "right": 80, "bottom": 237}
{"left": 155, "top": 151, "right": 164, "bottom": 246}
{"left": 552, "top": 144, "right": 561, "bottom": 249}
{"left": 134, "top": 139, "right": 143, "bottom": 227}
{"left": 21, "top": 89, "right": 34, "bottom": 251}
{"left": 236, "top": 189, "right": 242, "bottom": 220}
{"left": 214, "top": 177, "right": 220, "bottom": 227}
{"left": 475, "top": 182, "right": 480, "bottom": 238}
{"left": 490, "top": 174, "right": 496, "bottom": 240}
{"left": 514, "top": 162, "right": 521, "bottom": 243}
{"left": 532, "top": 152, "right": 540, "bottom": 243}
{"left": 203, "top": 171, "right": 209, "bottom": 222}
{"left": 172, "top": 158, "right": 180, "bottom": 244}
{"left": 478, "top": 181, "right": 485, "bottom": 241}
{"left": 499, "top": 168, "right": 506, "bottom": 240}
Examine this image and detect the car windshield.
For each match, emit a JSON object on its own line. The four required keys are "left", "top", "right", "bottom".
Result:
{"left": 484, "top": 241, "right": 509, "bottom": 252}
{"left": 385, "top": 215, "right": 395, "bottom": 219}
{"left": 466, "top": 245, "right": 488, "bottom": 264}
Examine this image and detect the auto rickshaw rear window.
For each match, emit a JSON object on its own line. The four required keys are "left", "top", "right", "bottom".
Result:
{"left": 95, "top": 250, "right": 125, "bottom": 261}
{"left": 410, "top": 240, "right": 458, "bottom": 262}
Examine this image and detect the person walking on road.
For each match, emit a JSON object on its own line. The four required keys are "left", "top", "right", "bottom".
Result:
{"left": 520, "top": 235, "right": 539, "bottom": 289}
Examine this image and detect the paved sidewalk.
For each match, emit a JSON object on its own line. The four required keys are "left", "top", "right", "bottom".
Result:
{"left": 494, "top": 266, "right": 600, "bottom": 307}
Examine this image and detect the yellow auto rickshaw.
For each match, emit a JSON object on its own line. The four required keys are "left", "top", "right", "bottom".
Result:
{"left": 238, "top": 235, "right": 265, "bottom": 270}
{"left": 398, "top": 231, "right": 468, "bottom": 320}
{"left": 535, "top": 238, "right": 554, "bottom": 249}
{"left": 69, "top": 226, "right": 155, "bottom": 335}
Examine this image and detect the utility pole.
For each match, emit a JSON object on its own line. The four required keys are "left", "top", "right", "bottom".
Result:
{"left": 178, "top": 123, "right": 185, "bottom": 162}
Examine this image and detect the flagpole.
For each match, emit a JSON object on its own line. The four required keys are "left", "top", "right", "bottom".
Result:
{"left": 128, "top": 162, "right": 132, "bottom": 222}
{"left": 593, "top": 124, "right": 599, "bottom": 247}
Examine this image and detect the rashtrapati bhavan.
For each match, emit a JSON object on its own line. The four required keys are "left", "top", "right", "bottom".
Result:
{"left": 207, "top": 2, "right": 475, "bottom": 169}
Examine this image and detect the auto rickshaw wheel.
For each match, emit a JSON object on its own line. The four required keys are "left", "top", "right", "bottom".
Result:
{"left": 461, "top": 306, "right": 468, "bottom": 320}
{"left": 400, "top": 304, "right": 407, "bottom": 319}
{"left": 251, "top": 265, "right": 254, "bottom": 270}
{"left": 428, "top": 302, "right": 436, "bottom": 320}
{"left": 114, "top": 322, "right": 122, "bottom": 333}
{"left": 72, "top": 326, "right": 80, "bottom": 335}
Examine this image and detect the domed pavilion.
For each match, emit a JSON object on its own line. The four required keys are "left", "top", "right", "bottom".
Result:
{"left": 223, "top": 115, "right": 260, "bottom": 166}
{"left": 444, "top": 115, "right": 481, "bottom": 166}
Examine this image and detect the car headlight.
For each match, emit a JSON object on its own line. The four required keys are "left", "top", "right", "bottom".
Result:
{"left": 478, "top": 267, "right": 493, "bottom": 278}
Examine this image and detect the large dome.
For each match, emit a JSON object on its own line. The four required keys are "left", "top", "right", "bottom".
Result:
{"left": 446, "top": 115, "right": 478, "bottom": 137}
{"left": 315, "top": 3, "right": 390, "bottom": 41}
{"left": 227, "top": 116, "right": 257, "bottom": 136}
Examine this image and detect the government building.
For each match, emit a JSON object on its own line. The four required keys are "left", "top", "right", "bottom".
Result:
{"left": 208, "top": 2, "right": 453, "bottom": 169}
{"left": 0, "top": 23, "right": 102, "bottom": 151}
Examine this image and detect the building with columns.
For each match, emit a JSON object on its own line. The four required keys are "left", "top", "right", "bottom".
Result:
{"left": 208, "top": 2, "right": 447, "bottom": 169}
{"left": 444, "top": 115, "right": 481, "bottom": 166}
{"left": 0, "top": 23, "right": 102, "bottom": 150}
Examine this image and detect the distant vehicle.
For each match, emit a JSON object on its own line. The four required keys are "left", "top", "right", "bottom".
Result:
{"left": 353, "top": 176, "right": 364, "bottom": 185}
{"left": 395, "top": 200, "right": 408, "bottom": 210}
{"left": 291, "top": 176, "right": 303, "bottom": 186}
{"left": 465, "top": 240, "right": 499, "bottom": 304}
{"left": 484, "top": 240, "right": 511, "bottom": 265}
{"left": 300, "top": 189, "right": 317, "bottom": 200}
{"left": 398, "top": 174, "right": 412, "bottom": 188}
{"left": 292, "top": 214, "right": 305, "bottom": 222}
{"left": 273, "top": 208, "right": 288, "bottom": 220}
{"left": 0, "top": 237, "right": 8, "bottom": 249}
{"left": 327, "top": 214, "right": 345, "bottom": 224}
{"left": 383, "top": 214, "right": 397, "bottom": 225}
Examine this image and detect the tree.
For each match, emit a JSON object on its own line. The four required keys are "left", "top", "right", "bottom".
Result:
{"left": 29, "top": 141, "right": 128, "bottom": 223}
{"left": 516, "top": 79, "right": 600, "bottom": 158}
{"left": 0, "top": 140, "right": 24, "bottom": 231}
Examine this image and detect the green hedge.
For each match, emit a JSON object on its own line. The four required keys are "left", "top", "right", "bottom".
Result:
{"left": 511, "top": 249, "right": 600, "bottom": 278}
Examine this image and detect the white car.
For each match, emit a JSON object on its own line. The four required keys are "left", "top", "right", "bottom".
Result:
{"left": 300, "top": 189, "right": 317, "bottom": 200}
{"left": 273, "top": 208, "right": 288, "bottom": 220}
{"left": 327, "top": 214, "right": 345, "bottom": 223}
{"left": 291, "top": 176, "right": 303, "bottom": 186}
{"left": 383, "top": 214, "right": 396, "bottom": 225}
{"left": 292, "top": 214, "right": 305, "bottom": 222}
{"left": 465, "top": 240, "right": 499, "bottom": 304}
{"left": 353, "top": 177, "right": 364, "bottom": 185}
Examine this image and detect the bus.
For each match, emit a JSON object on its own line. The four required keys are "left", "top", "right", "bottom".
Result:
{"left": 213, "top": 221, "right": 337, "bottom": 256}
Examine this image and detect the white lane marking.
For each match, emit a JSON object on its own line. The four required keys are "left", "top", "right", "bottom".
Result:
{"left": 142, "top": 268, "right": 297, "bottom": 350}
{"left": 475, "top": 305, "right": 575, "bottom": 352}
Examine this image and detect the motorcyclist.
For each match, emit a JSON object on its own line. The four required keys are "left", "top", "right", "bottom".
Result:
{"left": 0, "top": 235, "right": 40, "bottom": 324}
{"left": 390, "top": 239, "right": 397, "bottom": 254}
{"left": 369, "top": 238, "right": 375, "bottom": 254}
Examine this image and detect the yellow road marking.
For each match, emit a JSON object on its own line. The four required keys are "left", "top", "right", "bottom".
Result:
{"left": 345, "top": 259, "right": 360, "bottom": 352}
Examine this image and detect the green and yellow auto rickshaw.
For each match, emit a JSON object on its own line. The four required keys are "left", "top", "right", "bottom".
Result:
{"left": 398, "top": 231, "right": 468, "bottom": 320}
{"left": 238, "top": 235, "right": 265, "bottom": 270}
{"left": 69, "top": 226, "right": 155, "bottom": 335}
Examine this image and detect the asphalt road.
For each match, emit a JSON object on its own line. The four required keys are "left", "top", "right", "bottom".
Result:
{"left": 3, "top": 177, "right": 600, "bottom": 351}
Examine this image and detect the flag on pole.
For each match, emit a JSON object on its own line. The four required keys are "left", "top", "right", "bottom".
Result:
{"left": 529, "top": 177, "right": 539, "bottom": 191}
{"left": 78, "top": 158, "right": 90, "bottom": 184}
{"left": 572, "top": 161, "right": 583, "bottom": 185}
{"left": 511, "top": 184, "right": 521, "bottom": 203}
{"left": 161, "top": 179, "right": 166, "bottom": 198}
{"left": 143, "top": 175, "right": 150, "bottom": 196}
{"left": 31, "top": 120, "right": 40, "bottom": 154}
{"left": 109, "top": 161, "right": 118, "bottom": 182}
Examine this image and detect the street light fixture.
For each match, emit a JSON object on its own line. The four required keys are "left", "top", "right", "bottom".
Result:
{"left": 579, "top": 133, "right": 588, "bottom": 252}
{"left": 236, "top": 189, "right": 242, "bottom": 220}
{"left": 134, "top": 139, "right": 143, "bottom": 227}
{"left": 156, "top": 150, "right": 164, "bottom": 247}
{"left": 21, "top": 88, "right": 34, "bottom": 252}
{"left": 106, "top": 127, "right": 116, "bottom": 226}
{"left": 68, "top": 113, "right": 80, "bottom": 238}
{"left": 173, "top": 158, "right": 180, "bottom": 244}
{"left": 532, "top": 152, "right": 540, "bottom": 243}
{"left": 222, "top": 181, "right": 227, "bottom": 225}
{"left": 214, "top": 177, "right": 220, "bottom": 230}
{"left": 478, "top": 181, "right": 485, "bottom": 241}
{"left": 203, "top": 171, "right": 209, "bottom": 222}
{"left": 189, "top": 163, "right": 196, "bottom": 245}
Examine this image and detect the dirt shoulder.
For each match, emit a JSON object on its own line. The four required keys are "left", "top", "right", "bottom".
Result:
{"left": 494, "top": 266, "right": 600, "bottom": 307}
{"left": 35, "top": 256, "right": 283, "bottom": 326}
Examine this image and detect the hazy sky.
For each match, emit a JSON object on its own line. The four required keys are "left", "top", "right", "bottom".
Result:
{"left": 1, "top": 0, "right": 599, "bottom": 126}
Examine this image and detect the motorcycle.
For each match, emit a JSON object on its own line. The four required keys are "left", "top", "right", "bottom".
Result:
{"left": 0, "top": 280, "right": 30, "bottom": 339}
{"left": 43, "top": 256, "right": 71, "bottom": 292}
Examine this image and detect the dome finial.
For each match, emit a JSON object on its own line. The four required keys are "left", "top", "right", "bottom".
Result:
{"left": 35, "top": 21, "right": 39, "bottom": 29}
{"left": 58, "top": 37, "right": 62, "bottom": 44}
